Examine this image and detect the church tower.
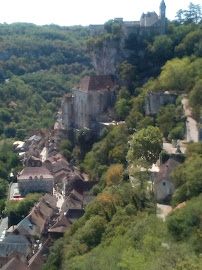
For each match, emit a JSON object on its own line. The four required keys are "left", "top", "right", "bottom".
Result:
{"left": 159, "top": 0, "right": 166, "bottom": 34}
{"left": 159, "top": 0, "right": 166, "bottom": 19}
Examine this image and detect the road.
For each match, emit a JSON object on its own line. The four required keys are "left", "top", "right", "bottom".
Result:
{"left": 157, "top": 204, "right": 172, "bottom": 221}
{"left": 182, "top": 98, "right": 199, "bottom": 142}
{"left": 41, "top": 146, "right": 47, "bottom": 162}
{"left": 9, "top": 183, "right": 19, "bottom": 199}
{"left": 0, "top": 217, "right": 8, "bottom": 241}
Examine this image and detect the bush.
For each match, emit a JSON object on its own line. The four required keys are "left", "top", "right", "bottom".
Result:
{"left": 168, "top": 125, "right": 185, "bottom": 141}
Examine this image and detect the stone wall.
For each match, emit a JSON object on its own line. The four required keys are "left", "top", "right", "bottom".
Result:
{"left": 18, "top": 177, "right": 53, "bottom": 196}
{"left": 145, "top": 91, "right": 178, "bottom": 115}
{"left": 63, "top": 89, "right": 116, "bottom": 130}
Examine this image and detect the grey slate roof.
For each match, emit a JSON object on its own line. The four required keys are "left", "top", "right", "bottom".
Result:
{"left": 0, "top": 234, "right": 31, "bottom": 257}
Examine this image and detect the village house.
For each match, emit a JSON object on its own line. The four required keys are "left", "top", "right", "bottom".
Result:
{"left": 154, "top": 156, "right": 181, "bottom": 203}
{"left": 48, "top": 213, "right": 72, "bottom": 239}
{"left": 17, "top": 167, "right": 54, "bottom": 196}
{"left": 0, "top": 257, "right": 29, "bottom": 270}
{"left": 0, "top": 194, "right": 57, "bottom": 269}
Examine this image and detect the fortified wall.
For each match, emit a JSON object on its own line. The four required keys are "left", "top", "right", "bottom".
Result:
{"left": 145, "top": 91, "right": 178, "bottom": 116}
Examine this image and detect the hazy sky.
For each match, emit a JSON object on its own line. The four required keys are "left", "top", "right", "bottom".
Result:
{"left": 0, "top": 0, "right": 200, "bottom": 26}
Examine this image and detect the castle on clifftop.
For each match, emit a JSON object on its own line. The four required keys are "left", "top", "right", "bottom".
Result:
{"left": 90, "top": 0, "right": 167, "bottom": 36}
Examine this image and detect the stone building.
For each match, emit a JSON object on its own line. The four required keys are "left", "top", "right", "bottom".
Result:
{"left": 62, "top": 75, "right": 116, "bottom": 131}
{"left": 154, "top": 156, "right": 181, "bottom": 203}
{"left": 90, "top": 0, "right": 167, "bottom": 36}
{"left": 145, "top": 91, "right": 178, "bottom": 116}
{"left": 18, "top": 167, "right": 54, "bottom": 196}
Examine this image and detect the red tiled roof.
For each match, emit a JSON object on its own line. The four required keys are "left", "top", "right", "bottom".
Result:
{"left": 173, "top": 202, "right": 186, "bottom": 211}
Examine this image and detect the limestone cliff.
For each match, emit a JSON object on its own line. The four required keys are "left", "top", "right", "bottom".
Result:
{"left": 91, "top": 37, "right": 135, "bottom": 77}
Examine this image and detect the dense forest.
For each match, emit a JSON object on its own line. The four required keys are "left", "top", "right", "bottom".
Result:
{"left": 0, "top": 23, "right": 93, "bottom": 139}
{"left": 0, "top": 2, "right": 201, "bottom": 270}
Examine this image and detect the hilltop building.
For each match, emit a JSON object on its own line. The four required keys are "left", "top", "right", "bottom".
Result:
{"left": 62, "top": 75, "right": 116, "bottom": 131}
{"left": 90, "top": 0, "right": 167, "bottom": 36}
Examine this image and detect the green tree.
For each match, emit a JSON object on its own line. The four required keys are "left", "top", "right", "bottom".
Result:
{"left": 171, "top": 156, "right": 202, "bottom": 206}
{"left": 5, "top": 126, "right": 16, "bottom": 138}
{"left": 127, "top": 126, "right": 163, "bottom": 166}
{"left": 16, "top": 129, "right": 27, "bottom": 140}
{"left": 0, "top": 178, "right": 8, "bottom": 199}
{"left": 156, "top": 104, "right": 177, "bottom": 138}
{"left": 115, "top": 98, "right": 132, "bottom": 119}
{"left": 149, "top": 35, "right": 174, "bottom": 62}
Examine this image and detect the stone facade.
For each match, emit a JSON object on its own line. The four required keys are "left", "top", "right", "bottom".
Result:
{"left": 90, "top": 0, "right": 167, "bottom": 36}
{"left": 155, "top": 157, "right": 181, "bottom": 203}
{"left": 62, "top": 75, "right": 116, "bottom": 131}
{"left": 145, "top": 91, "right": 178, "bottom": 116}
{"left": 18, "top": 167, "right": 54, "bottom": 196}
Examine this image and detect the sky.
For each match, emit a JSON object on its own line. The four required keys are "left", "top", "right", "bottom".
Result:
{"left": 0, "top": 0, "right": 200, "bottom": 27}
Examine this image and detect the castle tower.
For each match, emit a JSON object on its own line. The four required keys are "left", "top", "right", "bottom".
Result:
{"left": 159, "top": 0, "right": 166, "bottom": 19}
{"left": 159, "top": 0, "right": 166, "bottom": 34}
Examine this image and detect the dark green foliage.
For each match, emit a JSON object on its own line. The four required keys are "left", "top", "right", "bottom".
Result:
{"left": 82, "top": 125, "right": 128, "bottom": 179}
{"left": 127, "top": 126, "right": 163, "bottom": 166}
{"left": 171, "top": 155, "right": 202, "bottom": 206}
{"left": 6, "top": 193, "right": 42, "bottom": 226}
{"left": 160, "top": 150, "right": 170, "bottom": 164}
{"left": 0, "top": 23, "right": 92, "bottom": 137}
{"left": 156, "top": 104, "right": 185, "bottom": 140}
{"left": 0, "top": 178, "right": 8, "bottom": 199}
{"left": 149, "top": 35, "right": 174, "bottom": 63}
{"left": 189, "top": 79, "right": 202, "bottom": 120}
{"left": 167, "top": 194, "right": 202, "bottom": 245}
{"left": 16, "top": 129, "right": 27, "bottom": 140}
{"left": 115, "top": 98, "right": 132, "bottom": 119}
{"left": 42, "top": 239, "right": 64, "bottom": 270}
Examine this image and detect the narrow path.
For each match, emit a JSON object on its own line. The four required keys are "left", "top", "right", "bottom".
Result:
{"left": 41, "top": 147, "right": 47, "bottom": 162}
{"left": 182, "top": 98, "right": 198, "bottom": 142}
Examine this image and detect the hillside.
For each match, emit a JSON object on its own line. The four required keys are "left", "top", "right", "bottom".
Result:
{"left": 0, "top": 3, "right": 201, "bottom": 270}
{"left": 43, "top": 4, "right": 202, "bottom": 270}
{"left": 0, "top": 23, "right": 93, "bottom": 138}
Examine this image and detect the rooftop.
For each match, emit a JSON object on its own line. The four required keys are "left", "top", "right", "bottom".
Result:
{"left": 155, "top": 158, "right": 180, "bottom": 184}
{"left": 73, "top": 75, "right": 116, "bottom": 93}
{"left": 18, "top": 167, "right": 54, "bottom": 180}
{"left": 1, "top": 257, "right": 29, "bottom": 270}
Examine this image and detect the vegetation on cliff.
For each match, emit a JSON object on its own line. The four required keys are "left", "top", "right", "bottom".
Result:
{"left": 44, "top": 4, "right": 202, "bottom": 269}
{"left": 0, "top": 3, "right": 201, "bottom": 269}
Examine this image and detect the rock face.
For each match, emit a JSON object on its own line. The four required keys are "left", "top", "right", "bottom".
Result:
{"left": 90, "top": 1, "right": 167, "bottom": 77}
{"left": 91, "top": 38, "right": 135, "bottom": 76}
{"left": 92, "top": 44, "right": 118, "bottom": 76}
